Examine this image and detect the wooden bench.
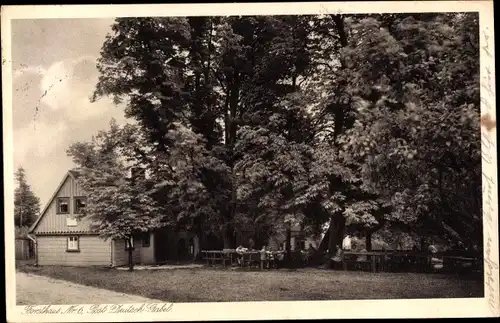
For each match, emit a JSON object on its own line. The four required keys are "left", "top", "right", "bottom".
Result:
{"left": 341, "top": 250, "right": 483, "bottom": 273}
{"left": 201, "top": 250, "right": 286, "bottom": 269}
{"left": 342, "top": 251, "right": 434, "bottom": 273}
{"left": 342, "top": 252, "right": 389, "bottom": 272}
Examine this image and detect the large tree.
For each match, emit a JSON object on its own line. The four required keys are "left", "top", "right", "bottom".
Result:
{"left": 340, "top": 13, "right": 481, "bottom": 250}
{"left": 67, "top": 119, "right": 166, "bottom": 270}
{"left": 92, "top": 16, "right": 320, "bottom": 249}
{"left": 14, "top": 167, "right": 41, "bottom": 228}
{"left": 87, "top": 13, "right": 481, "bottom": 261}
{"left": 286, "top": 13, "right": 481, "bottom": 256}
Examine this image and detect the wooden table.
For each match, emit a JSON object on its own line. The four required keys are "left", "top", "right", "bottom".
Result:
{"left": 201, "top": 250, "right": 284, "bottom": 269}
{"left": 341, "top": 251, "right": 483, "bottom": 273}
{"left": 342, "top": 251, "right": 433, "bottom": 273}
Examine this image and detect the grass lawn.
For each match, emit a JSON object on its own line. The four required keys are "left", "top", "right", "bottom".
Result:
{"left": 17, "top": 265, "right": 483, "bottom": 302}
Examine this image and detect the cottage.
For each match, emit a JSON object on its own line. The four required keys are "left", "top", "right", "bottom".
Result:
{"left": 29, "top": 170, "right": 200, "bottom": 267}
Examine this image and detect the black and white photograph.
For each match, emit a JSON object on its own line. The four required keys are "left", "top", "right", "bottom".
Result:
{"left": 2, "top": 2, "right": 498, "bottom": 321}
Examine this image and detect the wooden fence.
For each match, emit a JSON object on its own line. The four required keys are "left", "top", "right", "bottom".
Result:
{"left": 15, "top": 238, "right": 35, "bottom": 260}
{"left": 201, "top": 249, "right": 482, "bottom": 273}
{"left": 340, "top": 250, "right": 482, "bottom": 273}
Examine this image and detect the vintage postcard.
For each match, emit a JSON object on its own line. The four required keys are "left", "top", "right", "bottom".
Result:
{"left": 2, "top": 1, "right": 498, "bottom": 321}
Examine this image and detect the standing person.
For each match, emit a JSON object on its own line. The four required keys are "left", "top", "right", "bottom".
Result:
{"left": 260, "top": 245, "right": 269, "bottom": 269}
{"left": 276, "top": 245, "right": 285, "bottom": 269}
{"left": 429, "top": 243, "right": 443, "bottom": 271}
{"left": 236, "top": 245, "right": 247, "bottom": 266}
{"left": 342, "top": 234, "right": 352, "bottom": 251}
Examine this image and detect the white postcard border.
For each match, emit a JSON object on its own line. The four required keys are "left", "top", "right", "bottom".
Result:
{"left": 2, "top": 1, "right": 497, "bottom": 321}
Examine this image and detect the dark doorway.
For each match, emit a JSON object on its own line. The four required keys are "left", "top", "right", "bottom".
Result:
{"left": 177, "top": 238, "right": 188, "bottom": 260}
{"left": 206, "top": 232, "right": 224, "bottom": 250}
{"left": 154, "top": 228, "right": 169, "bottom": 263}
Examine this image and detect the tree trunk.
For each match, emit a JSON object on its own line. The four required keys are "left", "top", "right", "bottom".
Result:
{"left": 223, "top": 224, "right": 235, "bottom": 249}
{"left": 317, "top": 229, "right": 329, "bottom": 252}
{"left": 328, "top": 213, "right": 346, "bottom": 256}
{"left": 128, "top": 238, "right": 134, "bottom": 271}
{"left": 331, "top": 15, "right": 348, "bottom": 47}
{"left": 222, "top": 72, "right": 240, "bottom": 251}
{"left": 328, "top": 215, "right": 337, "bottom": 256}
{"left": 366, "top": 231, "right": 372, "bottom": 251}
{"left": 196, "top": 219, "right": 205, "bottom": 254}
{"left": 420, "top": 237, "right": 426, "bottom": 252}
{"left": 285, "top": 226, "right": 292, "bottom": 263}
{"left": 338, "top": 215, "right": 346, "bottom": 247}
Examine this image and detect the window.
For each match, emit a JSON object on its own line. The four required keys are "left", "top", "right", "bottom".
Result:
{"left": 140, "top": 233, "right": 150, "bottom": 248}
{"left": 74, "top": 197, "right": 86, "bottom": 214}
{"left": 57, "top": 198, "right": 70, "bottom": 214}
{"left": 66, "top": 236, "right": 79, "bottom": 252}
{"left": 125, "top": 237, "right": 135, "bottom": 250}
{"left": 66, "top": 215, "right": 78, "bottom": 227}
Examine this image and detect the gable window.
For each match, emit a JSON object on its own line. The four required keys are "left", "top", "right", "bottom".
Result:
{"left": 74, "top": 197, "right": 87, "bottom": 214}
{"left": 57, "top": 198, "right": 70, "bottom": 214}
{"left": 66, "top": 236, "right": 80, "bottom": 252}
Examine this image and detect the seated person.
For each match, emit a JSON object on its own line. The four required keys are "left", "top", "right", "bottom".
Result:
{"left": 236, "top": 245, "right": 247, "bottom": 265}
{"left": 331, "top": 245, "right": 343, "bottom": 262}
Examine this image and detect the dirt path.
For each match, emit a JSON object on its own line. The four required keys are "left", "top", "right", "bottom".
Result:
{"left": 16, "top": 272, "right": 162, "bottom": 305}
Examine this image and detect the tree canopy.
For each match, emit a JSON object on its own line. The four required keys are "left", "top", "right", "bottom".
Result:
{"left": 69, "top": 12, "right": 481, "bottom": 256}
{"left": 14, "top": 167, "right": 41, "bottom": 228}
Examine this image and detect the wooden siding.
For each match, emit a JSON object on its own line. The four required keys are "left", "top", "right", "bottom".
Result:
{"left": 15, "top": 238, "right": 34, "bottom": 260}
{"left": 113, "top": 239, "right": 141, "bottom": 267}
{"left": 34, "top": 174, "right": 94, "bottom": 234}
{"left": 140, "top": 233, "right": 155, "bottom": 265}
{"left": 37, "top": 235, "right": 112, "bottom": 266}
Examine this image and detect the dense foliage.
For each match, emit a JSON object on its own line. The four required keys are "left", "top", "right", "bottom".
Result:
{"left": 14, "top": 167, "right": 41, "bottom": 228}
{"left": 67, "top": 12, "right": 481, "bottom": 259}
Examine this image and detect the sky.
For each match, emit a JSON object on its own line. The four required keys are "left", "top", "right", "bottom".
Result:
{"left": 11, "top": 18, "right": 128, "bottom": 207}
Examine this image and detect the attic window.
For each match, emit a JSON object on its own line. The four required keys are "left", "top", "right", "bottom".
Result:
{"left": 74, "top": 197, "right": 87, "bottom": 214}
{"left": 57, "top": 198, "right": 70, "bottom": 214}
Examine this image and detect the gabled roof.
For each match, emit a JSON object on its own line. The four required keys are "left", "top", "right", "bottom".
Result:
{"left": 29, "top": 170, "right": 79, "bottom": 234}
{"left": 68, "top": 169, "right": 82, "bottom": 179}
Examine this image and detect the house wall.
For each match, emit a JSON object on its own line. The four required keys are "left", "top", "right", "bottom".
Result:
{"left": 34, "top": 175, "right": 93, "bottom": 234}
{"left": 174, "top": 231, "right": 198, "bottom": 259}
{"left": 140, "top": 233, "right": 155, "bottom": 265}
{"left": 15, "top": 238, "right": 34, "bottom": 260}
{"left": 112, "top": 239, "right": 142, "bottom": 267}
{"left": 37, "top": 235, "right": 112, "bottom": 266}
{"left": 153, "top": 229, "right": 200, "bottom": 262}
